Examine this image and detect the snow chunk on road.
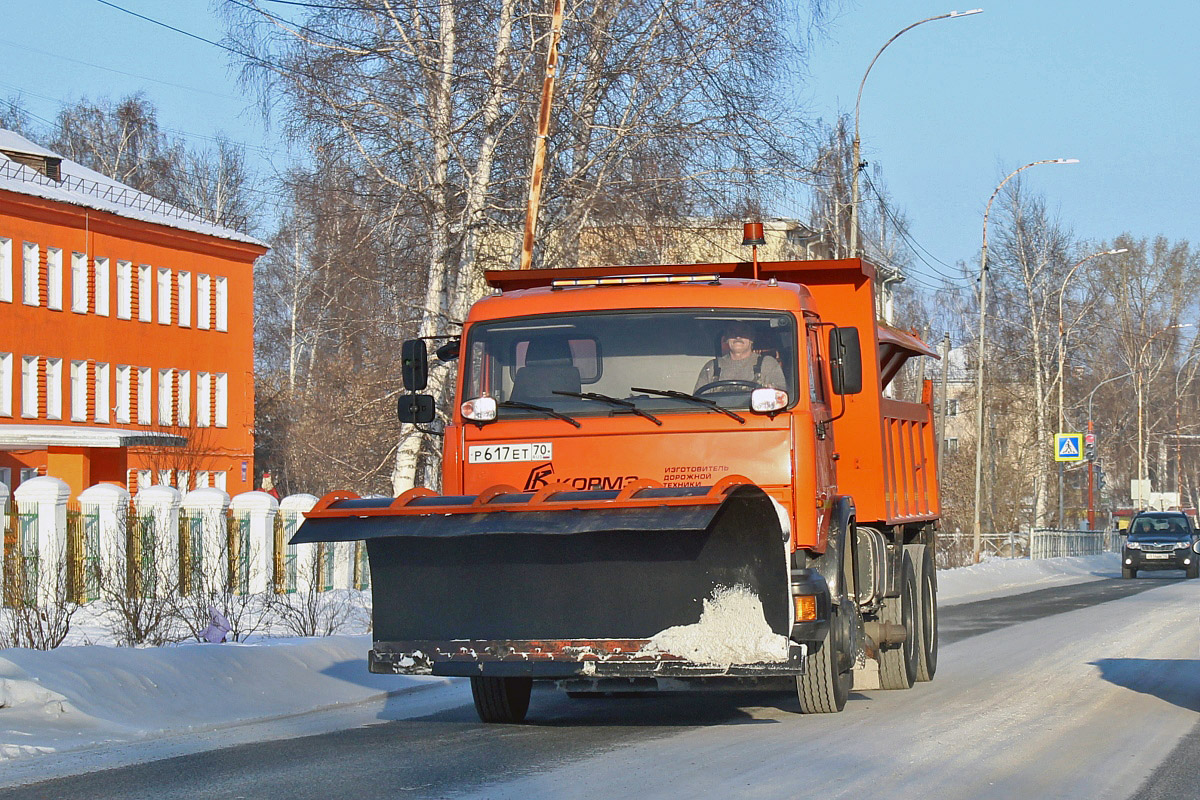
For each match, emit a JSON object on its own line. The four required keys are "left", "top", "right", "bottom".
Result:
{"left": 641, "top": 586, "right": 790, "bottom": 665}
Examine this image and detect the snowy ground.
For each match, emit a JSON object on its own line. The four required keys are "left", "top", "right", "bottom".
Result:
{"left": 0, "top": 553, "right": 1128, "bottom": 786}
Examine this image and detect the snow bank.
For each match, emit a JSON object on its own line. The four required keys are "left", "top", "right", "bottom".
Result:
{"left": 937, "top": 552, "right": 1121, "bottom": 606}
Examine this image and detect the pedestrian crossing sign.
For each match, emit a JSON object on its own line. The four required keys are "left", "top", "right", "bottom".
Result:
{"left": 1054, "top": 433, "right": 1084, "bottom": 462}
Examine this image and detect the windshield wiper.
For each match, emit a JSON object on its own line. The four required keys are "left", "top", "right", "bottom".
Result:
{"left": 552, "top": 390, "right": 663, "bottom": 426}
{"left": 498, "top": 400, "right": 581, "bottom": 428}
{"left": 630, "top": 387, "right": 745, "bottom": 424}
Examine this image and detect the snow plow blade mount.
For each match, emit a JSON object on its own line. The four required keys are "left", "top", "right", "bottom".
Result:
{"left": 293, "top": 478, "right": 792, "bottom": 677}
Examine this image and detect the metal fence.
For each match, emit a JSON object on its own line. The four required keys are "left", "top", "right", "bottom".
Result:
{"left": 1030, "top": 529, "right": 1121, "bottom": 559}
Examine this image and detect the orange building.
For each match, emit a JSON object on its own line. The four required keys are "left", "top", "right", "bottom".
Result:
{"left": 0, "top": 130, "right": 267, "bottom": 499}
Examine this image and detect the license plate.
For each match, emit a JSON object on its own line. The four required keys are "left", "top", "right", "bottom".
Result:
{"left": 1144, "top": 553, "right": 1171, "bottom": 560}
{"left": 468, "top": 442, "right": 553, "bottom": 464}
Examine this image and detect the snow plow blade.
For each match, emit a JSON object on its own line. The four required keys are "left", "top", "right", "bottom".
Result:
{"left": 292, "top": 478, "right": 796, "bottom": 678}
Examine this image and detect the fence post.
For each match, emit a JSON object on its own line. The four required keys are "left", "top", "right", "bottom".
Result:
{"left": 230, "top": 491, "right": 279, "bottom": 595}
{"left": 278, "top": 493, "right": 317, "bottom": 595}
{"left": 180, "top": 487, "right": 231, "bottom": 594}
{"left": 135, "top": 485, "right": 182, "bottom": 595}
{"left": 78, "top": 483, "right": 130, "bottom": 602}
{"left": 0, "top": 480, "right": 8, "bottom": 599}
{"left": 13, "top": 476, "right": 70, "bottom": 607}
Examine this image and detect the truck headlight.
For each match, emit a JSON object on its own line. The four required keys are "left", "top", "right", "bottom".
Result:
{"left": 751, "top": 388, "right": 788, "bottom": 413}
{"left": 461, "top": 396, "right": 497, "bottom": 422}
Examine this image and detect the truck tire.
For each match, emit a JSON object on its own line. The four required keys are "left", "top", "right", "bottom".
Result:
{"left": 905, "top": 543, "right": 938, "bottom": 682}
{"left": 796, "top": 602, "right": 852, "bottom": 713}
{"left": 471, "top": 676, "right": 533, "bottom": 723}
{"left": 878, "top": 551, "right": 918, "bottom": 690}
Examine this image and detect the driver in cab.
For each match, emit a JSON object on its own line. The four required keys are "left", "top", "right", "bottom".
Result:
{"left": 694, "top": 321, "right": 786, "bottom": 392}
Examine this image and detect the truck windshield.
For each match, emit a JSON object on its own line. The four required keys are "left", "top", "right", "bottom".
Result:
{"left": 462, "top": 310, "right": 799, "bottom": 418}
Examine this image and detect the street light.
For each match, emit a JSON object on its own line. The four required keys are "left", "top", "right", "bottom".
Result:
{"left": 848, "top": 9, "right": 982, "bottom": 259}
{"left": 1056, "top": 248, "right": 1128, "bottom": 526}
{"left": 971, "top": 157, "right": 1079, "bottom": 563}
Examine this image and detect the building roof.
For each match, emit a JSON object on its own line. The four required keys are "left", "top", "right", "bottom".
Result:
{"left": 0, "top": 128, "right": 266, "bottom": 248}
{"left": 0, "top": 425, "right": 186, "bottom": 450}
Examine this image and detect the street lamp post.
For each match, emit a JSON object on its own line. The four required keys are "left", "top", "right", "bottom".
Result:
{"left": 1056, "top": 248, "right": 1128, "bottom": 526}
{"left": 848, "top": 9, "right": 982, "bottom": 259}
{"left": 971, "top": 157, "right": 1078, "bottom": 563}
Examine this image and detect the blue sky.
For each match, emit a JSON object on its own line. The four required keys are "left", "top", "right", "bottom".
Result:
{"left": 4, "top": 1, "right": 1198, "bottom": 292}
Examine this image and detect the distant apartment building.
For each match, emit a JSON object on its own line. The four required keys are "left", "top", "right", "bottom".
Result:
{"left": 0, "top": 130, "right": 267, "bottom": 498}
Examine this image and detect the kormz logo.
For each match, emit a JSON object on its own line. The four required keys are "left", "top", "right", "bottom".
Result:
{"left": 524, "top": 462, "right": 555, "bottom": 491}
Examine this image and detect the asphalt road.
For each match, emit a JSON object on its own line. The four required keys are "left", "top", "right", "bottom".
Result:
{"left": 2, "top": 575, "right": 1189, "bottom": 800}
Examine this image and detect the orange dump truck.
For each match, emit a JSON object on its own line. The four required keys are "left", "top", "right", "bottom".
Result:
{"left": 294, "top": 256, "right": 941, "bottom": 722}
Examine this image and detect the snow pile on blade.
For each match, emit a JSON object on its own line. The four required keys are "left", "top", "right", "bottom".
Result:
{"left": 640, "top": 585, "right": 790, "bottom": 666}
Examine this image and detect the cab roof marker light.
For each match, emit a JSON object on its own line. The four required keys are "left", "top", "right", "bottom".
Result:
{"left": 550, "top": 273, "right": 721, "bottom": 288}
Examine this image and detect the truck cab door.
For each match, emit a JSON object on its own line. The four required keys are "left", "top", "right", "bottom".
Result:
{"left": 807, "top": 324, "right": 837, "bottom": 539}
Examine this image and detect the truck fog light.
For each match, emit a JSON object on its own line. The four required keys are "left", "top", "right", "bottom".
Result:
{"left": 751, "top": 388, "right": 788, "bottom": 413}
{"left": 794, "top": 595, "right": 817, "bottom": 622}
{"left": 461, "top": 396, "right": 497, "bottom": 422}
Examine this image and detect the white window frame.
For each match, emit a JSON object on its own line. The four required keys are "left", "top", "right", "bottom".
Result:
{"left": 70, "top": 360, "right": 87, "bottom": 421}
{"left": 115, "top": 365, "right": 131, "bottom": 424}
{"left": 21, "top": 356, "right": 38, "bottom": 418}
{"left": 0, "top": 237, "right": 11, "bottom": 303}
{"left": 95, "top": 362, "right": 110, "bottom": 423}
{"left": 158, "top": 368, "right": 174, "bottom": 426}
{"left": 157, "top": 267, "right": 172, "bottom": 325}
{"left": 137, "top": 366, "right": 151, "bottom": 425}
{"left": 22, "top": 242, "right": 39, "bottom": 306}
{"left": 197, "top": 274, "right": 211, "bottom": 330}
{"left": 215, "top": 276, "right": 228, "bottom": 332}
{"left": 137, "top": 265, "right": 152, "bottom": 322}
{"left": 117, "top": 260, "right": 133, "bottom": 319}
{"left": 196, "top": 470, "right": 210, "bottom": 489}
{"left": 0, "top": 352, "right": 12, "bottom": 416}
{"left": 158, "top": 470, "right": 172, "bottom": 488}
{"left": 71, "top": 252, "right": 88, "bottom": 313}
{"left": 214, "top": 471, "right": 227, "bottom": 492}
{"left": 46, "top": 247, "right": 63, "bottom": 311}
{"left": 215, "top": 372, "right": 228, "bottom": 428}
{"left": 46, "top": 357, "right": 63, "bottom": 420}
{"left": 94, "top": 257, "right": 110, "bottom": 316}
{"left": 196, "top": 372, "right": 211, "bottom": 427}
{"left": 177, "top": 271, "right": 191, "bottom": 327}
{"left": 177, "top": 369, "right": 191, "bottom": 426}
{"left": 136, "top": 469, "right": 152, "bottom": 493}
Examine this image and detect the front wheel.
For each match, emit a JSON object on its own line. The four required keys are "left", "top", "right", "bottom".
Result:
{"left": 1187, "top": 563, "right": 1199, "bottom": 579}
{"left": 1122, "top": 567, "right": 1136, "bottom": 579}
{"left": 471, "top": 676, "right": 532, "bottom": 723}
{"left": 796, "top": 603, "right": 852, "bottom": 713}
{"left": 878, "top": 551, "right": 918, "bottom": 690}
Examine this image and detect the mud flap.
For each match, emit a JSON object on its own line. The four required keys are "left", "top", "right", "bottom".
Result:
{"left": 293, "top": 482, "right": 791, "bottom": 675}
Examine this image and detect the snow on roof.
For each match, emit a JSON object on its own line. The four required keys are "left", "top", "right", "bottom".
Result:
{"left": 0, "top": 128, "right": 267, "bottom": 249}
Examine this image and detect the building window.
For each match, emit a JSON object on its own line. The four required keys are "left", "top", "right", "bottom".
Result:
{"left": 70, "top": 360, "right": 87, "bottom": 421}
{"left": 214, "top": 471, "right": 227, "bottom": 492}
{"left": 136, "top": 469, "right": 152, "bottom": 493}
{"left": 94, "top": 257, "right": 110, "bottom": 316}
{"left": 944, "top": 437, "right": 959, "bottom": 455}
{"left": 95, "top": 362, "right": 110, "bottom": 423}
{"left": 0, "top": 237, "right": 11, "bottom": 303}
{"left": 947, "top": 398, "right": 959, "bottom": 417}
{"left": 115, "top": 365, "right": 131, "bottom": 424}
{"left": 197, "top": 371, "right": 211, "bottom": 427}
{"left": 177, "top": 370, "right": 191, "bottom": 426}
{"left": 177, "top": 271, "right": 191, "bottom": 327}
{"left": 0, "top": 352, "right": 11, "bottom": 416}
{"left": 46, "top": 358, "right": 63, "bottom": 420}
{"left": 158, "top": 470, "right": 172, "bottom": 487}
{"left": 116, "top": 260, "right": 132, "bottom": 319}
{"left": 215, "top": 276, "right": 228, "bottom": 332}
{"left": 157, "top": 267, "right": 172, "bottom": 325}
{"left": 46, "top": 247, "right": 63, "bottom": 310}
{"left": 177, "top": 470, "right": 190, "bottom": 492}
{"left": 137, "top": 265, "right": 152, "bottom": 322}
{"left": 197, "top": 274, "right": 211, "bottom": 330}
{"left": 137, "top": 366, "right": 151, "bottom": 425}
{"left": 215, "top": 372, "right": 228, "bottom": 427}
{"left": 71, "top": 252, "right": 88, "bottom": 313}
{"left": 21, "top": 356, "right": 38, "bottom": 418}
{"left": 23, "top": 242, "right": 39, "bottom": 306}
{"left": 158, "top": 369, "right": 174, "bottom": 425}
{"left": 196, "top": 470, "right": 210, "bottom": 489}
{"left": 0, "top": 467, "right": 9, "bottom": 491}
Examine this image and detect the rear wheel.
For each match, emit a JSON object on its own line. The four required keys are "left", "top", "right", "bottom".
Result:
{"left": 471, "top": 676, "right": 532, "bottom": 723}
{"left": 797, "top": 602, "right": 852, "bottom": 713}
{"left": 906, "top": 543, "right": 938, "bottom": 682}
{"left": 879, "top": 551, "right": 918, "bottom": 690}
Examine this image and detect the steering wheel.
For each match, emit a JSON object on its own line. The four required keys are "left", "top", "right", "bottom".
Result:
{"left": 694, "top": 379, "right": 759, "bottom": 395}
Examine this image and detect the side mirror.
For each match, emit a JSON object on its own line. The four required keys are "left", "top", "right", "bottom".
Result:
{"left": 397, "top": 393, "right": 435, "bottom": 424}
{"left": 829, "top": 327, "right": 863, "bottom": 395}
{"left": 436, "top": 339, "right": 460, "bottom": 362}
{"left": 401, "top": 339, "right": 429, "bottom": 391}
